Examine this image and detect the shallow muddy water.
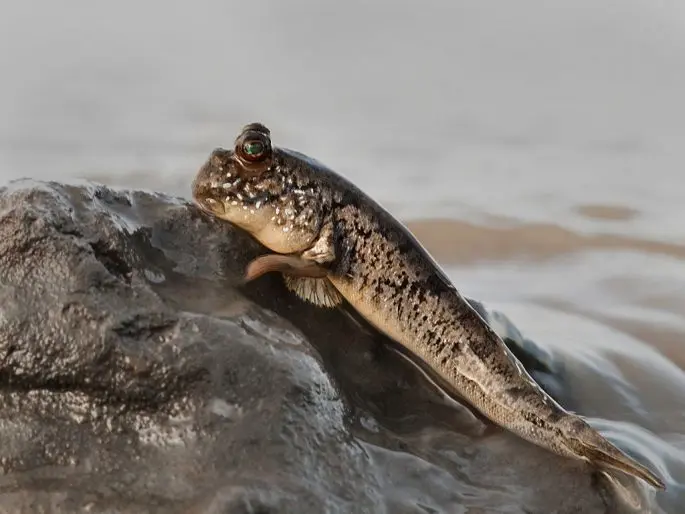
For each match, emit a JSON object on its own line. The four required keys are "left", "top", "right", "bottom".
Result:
{"left": 1, "top": 0, "right": 684, "bottom": 512}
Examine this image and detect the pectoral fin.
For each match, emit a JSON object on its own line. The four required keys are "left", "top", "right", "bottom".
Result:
{"left": 283, "top": 275, "right": 343, "bottom": 308}
{"left": 245, "top": 254, "right": 329, "bottom": 282}
{"left": 244, "top": 254, "right": 343, "bottom": 308}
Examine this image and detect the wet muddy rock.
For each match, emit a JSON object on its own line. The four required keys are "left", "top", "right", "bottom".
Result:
{"left": 0, "top": 180, "right": 620, "bottom": 513}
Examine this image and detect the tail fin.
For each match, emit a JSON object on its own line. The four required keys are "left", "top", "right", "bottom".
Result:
{"left": 580, "top": 439, "right": 665, "bottom": 490}
{"left": 568, "top": 423, "right": 665, "bottom": 490}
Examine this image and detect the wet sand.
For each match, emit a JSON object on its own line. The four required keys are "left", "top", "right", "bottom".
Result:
{"left": 407, "top": 217, "right": 685, "bottom": 266}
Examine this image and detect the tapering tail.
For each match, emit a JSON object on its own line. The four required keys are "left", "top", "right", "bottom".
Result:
{"left": 566, "top": 422, "right": 665, "bottom": 490}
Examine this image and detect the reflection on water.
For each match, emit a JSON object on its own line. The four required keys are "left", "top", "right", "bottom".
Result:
{"left": 1, "top": 0, "right": 684, "bottom": 511}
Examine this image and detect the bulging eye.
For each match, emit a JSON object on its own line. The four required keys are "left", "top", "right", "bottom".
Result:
{"left": 235, "top": 123, "right": 272, "bottom": 167}
{"left": 241, "top": 139, "right": 267, "bottom": 161}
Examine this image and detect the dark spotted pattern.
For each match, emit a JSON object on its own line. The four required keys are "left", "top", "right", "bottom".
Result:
{"left": 192, "top": 125, "right": 666, "bottom": 490}
{"left": 324, "top": 199, "right": 574, "bottom": 451}
{"left": 192, "top": 148, "right": 337, "bottom": 238}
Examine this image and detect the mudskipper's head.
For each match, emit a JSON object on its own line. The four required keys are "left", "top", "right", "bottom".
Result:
{"left": 192, "top": 122, "right": 328, "bottom": 254}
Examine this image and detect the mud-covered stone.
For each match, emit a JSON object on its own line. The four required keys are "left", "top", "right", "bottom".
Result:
{"left": 0, "top": 180, "right": 627, "bottom": 513}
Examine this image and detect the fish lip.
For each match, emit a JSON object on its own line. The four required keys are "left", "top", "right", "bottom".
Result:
{"left": 191, "top": 151, "right": 230, "bottom": 216}
{"left": 190, "top": 173, "right": 226, "bottom": 216}
{"left": 192, "top": 195, "right": 226, "bottom": 217}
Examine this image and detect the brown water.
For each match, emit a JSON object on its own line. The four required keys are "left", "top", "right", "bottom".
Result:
{"left": 1, "top": 0, "right": 684, "bottom": 511}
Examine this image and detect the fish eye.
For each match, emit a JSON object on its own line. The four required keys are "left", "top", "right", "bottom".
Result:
{"left": 235, "top": 124, "right": 272, "bottom": 167}
{"left": 241, "top": 139, "right": 267, "bottom": 161}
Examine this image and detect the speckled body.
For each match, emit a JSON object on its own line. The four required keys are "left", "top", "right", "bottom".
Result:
{"left": 310, "top": 178, "right": 580, "bottom": 458}
{"left": 192, "top": 123, "right": 665, "bottom": 490}
{"left": 195, "top": 146, "right": 570, "bottom": 446}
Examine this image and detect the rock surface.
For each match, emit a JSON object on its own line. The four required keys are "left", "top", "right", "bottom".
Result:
{"left": 0, "top": 180, "right": 635, "bottom": 513}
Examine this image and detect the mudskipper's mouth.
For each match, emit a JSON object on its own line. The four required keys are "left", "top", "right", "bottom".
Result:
{"left": 191, "top": 155, "right": 229, "bottom": 217}
{"left": 193, "top": 196, "right": 226, "bottom": 217}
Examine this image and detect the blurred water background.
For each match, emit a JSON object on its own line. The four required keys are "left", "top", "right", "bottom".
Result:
{"left": 1, "top": 0, "right": 684, "bottom": 511}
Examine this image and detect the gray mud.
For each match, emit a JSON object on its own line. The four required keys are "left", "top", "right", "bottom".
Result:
{"left": 0, "top": 180, "right": 654, "bottom": 513}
